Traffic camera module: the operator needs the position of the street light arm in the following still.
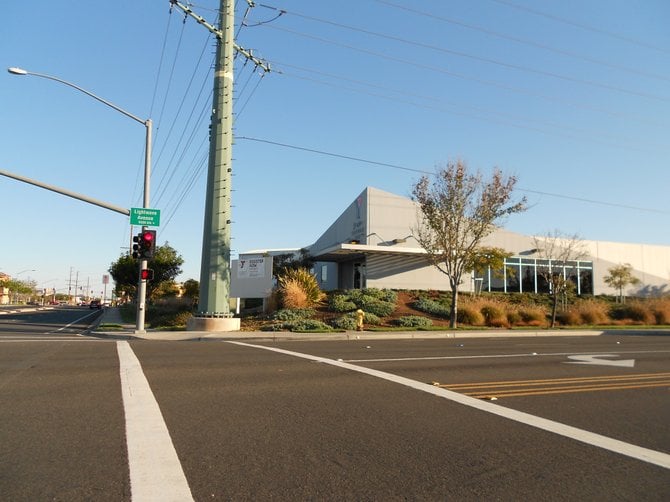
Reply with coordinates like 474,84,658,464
7,65,152,333
8,67,147,125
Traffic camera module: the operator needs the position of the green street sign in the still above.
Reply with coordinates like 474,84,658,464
130,207,160,227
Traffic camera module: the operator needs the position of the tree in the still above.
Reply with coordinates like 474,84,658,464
109,242,184,301
532,230,587,327
272,249,313,277
3,278,35,304
412,160,526,328
470,247,514,295
152,280,181,300
604,263,640,304
182,279,200,300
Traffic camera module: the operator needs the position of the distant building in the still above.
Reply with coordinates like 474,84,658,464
0,272,9,305
254,187,670,297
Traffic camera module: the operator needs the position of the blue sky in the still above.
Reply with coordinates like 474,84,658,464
2,0,669,297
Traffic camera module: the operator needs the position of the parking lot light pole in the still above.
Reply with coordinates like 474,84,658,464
8,67,152,333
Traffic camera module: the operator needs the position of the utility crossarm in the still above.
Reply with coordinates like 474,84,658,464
169,0,271,72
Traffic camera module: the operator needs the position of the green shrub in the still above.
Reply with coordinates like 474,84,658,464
286,319,333,332
260,323,284,332
328,294,357,313
272,308,315,321
331,315,357,330
328,288,398,317
394,316,433,328
349,288,395,302
359,297,396,317
377,289,398,304
263,318,334,332
413,297,451,318
147,299,194,328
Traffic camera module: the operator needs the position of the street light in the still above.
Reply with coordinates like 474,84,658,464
8,66,153,333
14,269,36,277
9,269,36,304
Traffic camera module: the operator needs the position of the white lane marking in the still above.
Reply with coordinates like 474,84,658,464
0,338,106,343
345,349,670,363
47,310,100,334
228,341,670,470
566,354,636,367
116,341,194,502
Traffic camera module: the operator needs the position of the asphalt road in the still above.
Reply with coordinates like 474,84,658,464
0,305,103,339
1,317,669,501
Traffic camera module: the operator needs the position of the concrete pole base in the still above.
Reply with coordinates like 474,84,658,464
187,316,241,332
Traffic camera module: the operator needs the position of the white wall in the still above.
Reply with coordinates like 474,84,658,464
306,187,670,296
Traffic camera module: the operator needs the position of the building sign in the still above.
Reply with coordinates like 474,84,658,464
231,255,274,298
237,258,266,278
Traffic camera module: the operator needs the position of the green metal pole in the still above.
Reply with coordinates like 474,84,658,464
198,0,234,316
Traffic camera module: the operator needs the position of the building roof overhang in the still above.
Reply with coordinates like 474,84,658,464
310,243,427,263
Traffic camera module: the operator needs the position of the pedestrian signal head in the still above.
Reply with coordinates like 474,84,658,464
140,268,154,281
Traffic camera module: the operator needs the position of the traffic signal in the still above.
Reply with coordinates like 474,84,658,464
140,269,154,281
132,230,157,259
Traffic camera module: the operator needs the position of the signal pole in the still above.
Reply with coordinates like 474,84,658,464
171,0,270,331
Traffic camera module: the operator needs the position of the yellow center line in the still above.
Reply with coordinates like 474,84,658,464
465,380,670,398
437,372,670,398
441,372,670,390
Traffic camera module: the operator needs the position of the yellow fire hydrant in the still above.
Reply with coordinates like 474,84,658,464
356,309,365,331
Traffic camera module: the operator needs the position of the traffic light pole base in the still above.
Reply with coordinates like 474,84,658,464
187,316,241,332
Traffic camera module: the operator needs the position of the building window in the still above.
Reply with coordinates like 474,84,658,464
473,257,593,295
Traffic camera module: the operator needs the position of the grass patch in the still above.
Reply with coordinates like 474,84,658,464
97,323,125,331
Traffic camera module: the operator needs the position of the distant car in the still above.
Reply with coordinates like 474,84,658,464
89,300,102,309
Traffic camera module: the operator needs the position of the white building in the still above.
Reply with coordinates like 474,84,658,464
295,187,670,297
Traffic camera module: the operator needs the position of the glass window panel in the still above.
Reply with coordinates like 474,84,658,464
520,264,535,293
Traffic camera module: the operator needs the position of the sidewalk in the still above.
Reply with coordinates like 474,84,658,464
93,307,610,342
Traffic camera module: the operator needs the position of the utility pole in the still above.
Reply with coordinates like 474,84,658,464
68,267,73,305
199,0,235,319
171,0,270,331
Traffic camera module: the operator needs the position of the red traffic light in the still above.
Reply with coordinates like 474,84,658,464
140,269,154,281
133,230,157,259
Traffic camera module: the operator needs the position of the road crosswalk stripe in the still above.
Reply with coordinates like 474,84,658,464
117,341,194,502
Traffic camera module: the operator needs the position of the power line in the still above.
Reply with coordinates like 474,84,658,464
270,61,664,153
236,136,670,215
237,136,431,174
489,0,670,55
235,70,267,121
263,23,670,112
374,0,670,83
257,4,670,102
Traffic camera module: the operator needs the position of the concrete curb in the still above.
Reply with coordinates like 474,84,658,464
91,307,670,342
91,327,607,342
